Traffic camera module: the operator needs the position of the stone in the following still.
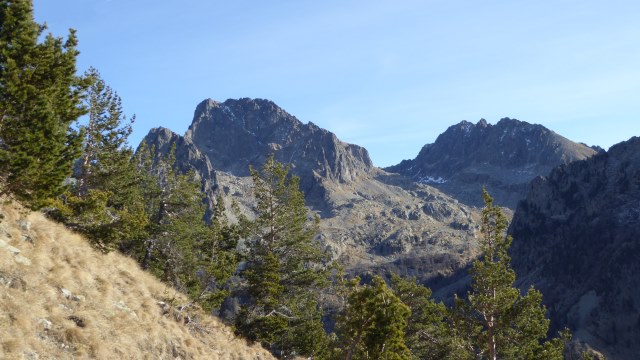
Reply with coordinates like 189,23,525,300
14,254,31,266
38,318,52,331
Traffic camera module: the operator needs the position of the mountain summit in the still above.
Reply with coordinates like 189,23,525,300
184,98,373,205
386,118,597,208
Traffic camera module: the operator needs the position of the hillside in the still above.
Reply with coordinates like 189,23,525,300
386,118,598,208
509,137,640,359
0,200,275,360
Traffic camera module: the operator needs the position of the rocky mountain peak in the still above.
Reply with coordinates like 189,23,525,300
183,98,373,206
386,118,597,208
139,99,481,287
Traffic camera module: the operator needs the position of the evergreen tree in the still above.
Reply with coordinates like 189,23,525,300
48,68,146,251
236,155,329,358
135,143,209,297
454,189,565,360
390,274,470,360
193,195,241,311
332,275,411,360
0,0,88,209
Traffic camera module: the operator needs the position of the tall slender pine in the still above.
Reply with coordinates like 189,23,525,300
0,0,88,208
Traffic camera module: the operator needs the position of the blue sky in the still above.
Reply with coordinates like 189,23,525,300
34,0,640,167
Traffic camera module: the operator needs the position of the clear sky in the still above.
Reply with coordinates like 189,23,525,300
33,0,640,167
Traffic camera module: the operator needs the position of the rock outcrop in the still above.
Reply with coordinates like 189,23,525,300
509,137,640,359
386,118,597,208
141,127,218,216
185,98,373,207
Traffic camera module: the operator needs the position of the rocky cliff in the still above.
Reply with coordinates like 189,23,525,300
509,137,640,359
141,127,218,217
141,98,482,285
185,98,373,207
386,118,597,208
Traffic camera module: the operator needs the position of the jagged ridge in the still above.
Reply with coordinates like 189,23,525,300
184,98,373,205
386,118,597,208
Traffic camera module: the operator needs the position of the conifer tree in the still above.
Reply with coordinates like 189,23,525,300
333,275,411,360
49,68,146,251
390,274,470,360
193,195,241,311
236,155,329,358
0,0,88,209
454,189,565,360
135,143,209,297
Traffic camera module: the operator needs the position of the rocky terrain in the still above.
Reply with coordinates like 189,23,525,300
142,98,482,284
185,98,373,209
386,118,598,208
509,137,640,359
0,200,275,359
142,127,219,218
139,98,640,358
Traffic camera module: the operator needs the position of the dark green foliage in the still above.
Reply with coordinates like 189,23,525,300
331,275,411,360
390,274,471,360
48,68,147,251
134,143,209,297
0,0,88,209
454,189,565,360
193,195,241,311
236,156,330,358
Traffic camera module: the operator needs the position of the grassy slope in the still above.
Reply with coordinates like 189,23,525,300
0,201,274,360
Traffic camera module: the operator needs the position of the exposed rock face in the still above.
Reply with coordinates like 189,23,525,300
141,127,218,215
509,137,640,359
185,98,373,207
386,118,597,208
141,98,482,284
216,169,481,286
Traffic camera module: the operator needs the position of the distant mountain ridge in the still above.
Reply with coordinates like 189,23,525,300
386,118,598,208
509,136,640,359
140,98,482,286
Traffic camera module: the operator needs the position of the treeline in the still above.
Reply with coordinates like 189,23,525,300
0,1,571,359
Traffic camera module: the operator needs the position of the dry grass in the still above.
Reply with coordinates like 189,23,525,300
0,200,275,360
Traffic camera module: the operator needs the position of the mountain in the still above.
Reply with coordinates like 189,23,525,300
0,200,275,359
386,118,598,208
509,137,640,359
184,98,373,208
141,98,482,285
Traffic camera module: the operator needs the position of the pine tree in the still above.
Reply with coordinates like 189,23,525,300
390,274,471,360
236,155,330,358
48,68,147,251
0,0,89,209
454,189,565,360
333,275,411,360
135,143,209,297
193,195,241,311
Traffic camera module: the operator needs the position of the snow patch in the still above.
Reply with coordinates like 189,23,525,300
418,176,447,184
